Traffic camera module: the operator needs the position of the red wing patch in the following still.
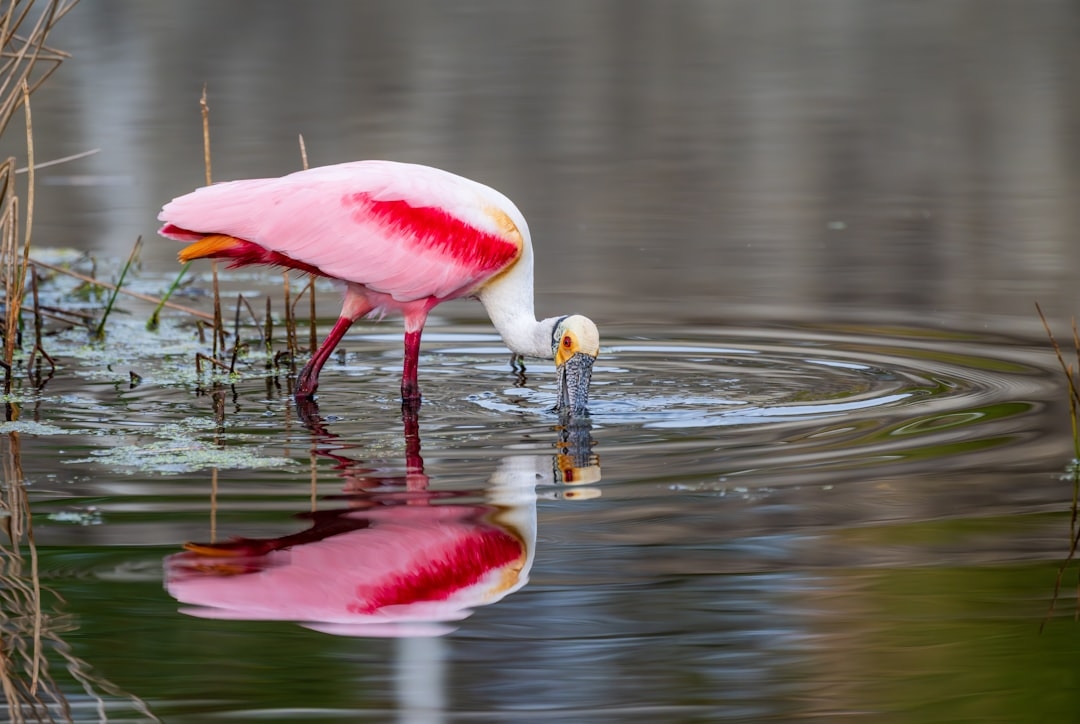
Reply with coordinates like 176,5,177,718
344,193,520,275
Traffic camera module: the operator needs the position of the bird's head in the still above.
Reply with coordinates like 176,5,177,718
551,315,599,415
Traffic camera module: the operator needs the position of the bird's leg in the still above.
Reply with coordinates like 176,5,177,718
401,328,424,408
295,316,354,398
400,305,433,409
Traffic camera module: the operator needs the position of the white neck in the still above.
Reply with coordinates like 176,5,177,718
477,249,558,359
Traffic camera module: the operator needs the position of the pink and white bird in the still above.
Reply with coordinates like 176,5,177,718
158,160,599,412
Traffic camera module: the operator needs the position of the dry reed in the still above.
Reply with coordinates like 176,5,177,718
1037,302,1080,631
29,257,214,323
299,133,317,355
1,429,160,722
0,0,78,408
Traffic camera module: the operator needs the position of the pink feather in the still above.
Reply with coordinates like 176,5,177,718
158,160,523,302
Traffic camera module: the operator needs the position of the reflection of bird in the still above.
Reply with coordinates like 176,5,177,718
165,456,545,637
168,504,532,637
158,160,599,412
166,404,599,636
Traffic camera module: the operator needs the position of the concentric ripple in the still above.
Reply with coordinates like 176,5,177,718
459,323,1059,482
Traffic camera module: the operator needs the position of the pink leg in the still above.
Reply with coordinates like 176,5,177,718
401,328,423,406
295,316,354,398
401,305,433,408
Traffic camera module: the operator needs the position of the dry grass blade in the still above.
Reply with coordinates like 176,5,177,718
264,296,274,369
298,134,318,364
227,294,266,374
200,83,212,187
199,85,226,358
1,155,23,400
195,352,229,375
0,0,78,404
30,257,214,322
0,2,68,136
15,146,97,173
233,293,267,349
25,270,54,389
289,276,314,324
283,271,296,371
21,76,31,255
0,231,16,394
1035,302,1080,412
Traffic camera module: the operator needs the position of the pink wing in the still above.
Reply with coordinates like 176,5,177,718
165,506,527,625
158,160,526,302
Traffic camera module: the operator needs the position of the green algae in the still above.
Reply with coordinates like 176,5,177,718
65,417,295,474
69,439,294,475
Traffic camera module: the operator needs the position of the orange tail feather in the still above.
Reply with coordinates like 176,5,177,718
177,234,244,263
176,233,326,276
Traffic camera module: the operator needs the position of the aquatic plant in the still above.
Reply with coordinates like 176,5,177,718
91,236,141,340
1036,302,1080,629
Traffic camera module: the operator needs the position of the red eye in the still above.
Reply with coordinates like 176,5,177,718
562,336,573,348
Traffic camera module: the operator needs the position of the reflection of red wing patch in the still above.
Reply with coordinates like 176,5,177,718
345,193,520,275
349,528,524,613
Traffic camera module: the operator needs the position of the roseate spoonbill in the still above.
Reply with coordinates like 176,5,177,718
158,160,599,412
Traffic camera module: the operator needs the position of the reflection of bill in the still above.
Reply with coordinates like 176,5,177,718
165,454,599,637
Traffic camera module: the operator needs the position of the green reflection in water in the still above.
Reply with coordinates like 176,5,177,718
40,547,394,719
838,564,1080,721
37,540,1080,720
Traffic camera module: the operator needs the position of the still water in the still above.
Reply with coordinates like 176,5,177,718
5,1,1080,722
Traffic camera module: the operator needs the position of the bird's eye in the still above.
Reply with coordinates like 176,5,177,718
562,335,573,349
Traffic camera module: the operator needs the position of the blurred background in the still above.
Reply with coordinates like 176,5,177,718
19,0,1080,335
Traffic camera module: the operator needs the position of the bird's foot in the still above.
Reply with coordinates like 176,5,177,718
294,368,318,399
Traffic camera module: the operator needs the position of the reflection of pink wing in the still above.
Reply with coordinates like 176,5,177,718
165,507,527,629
